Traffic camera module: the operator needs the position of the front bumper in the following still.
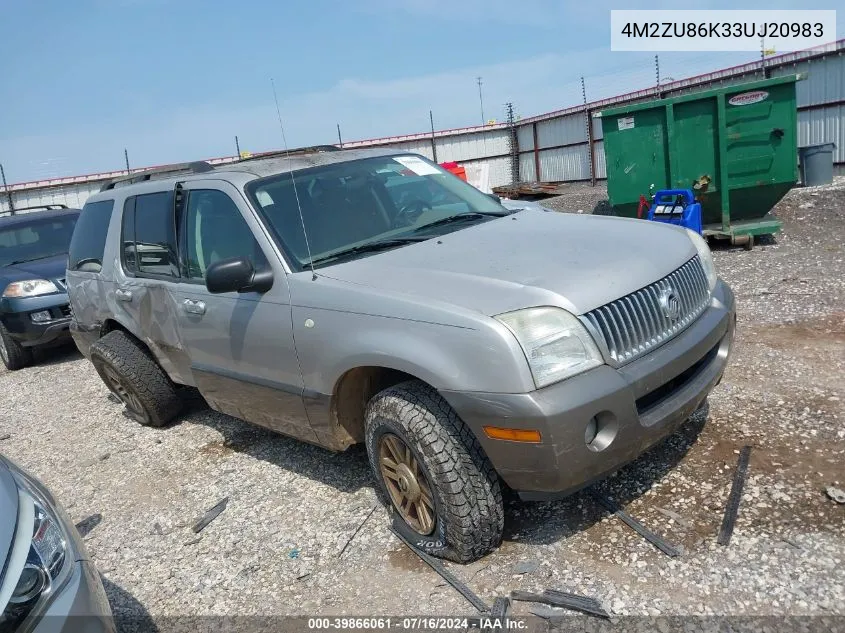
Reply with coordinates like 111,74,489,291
442,279,735,500
0,294,72,349
23,562,114,633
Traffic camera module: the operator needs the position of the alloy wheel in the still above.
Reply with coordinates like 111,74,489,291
378,433,436,535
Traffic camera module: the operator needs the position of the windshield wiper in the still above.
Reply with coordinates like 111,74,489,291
411,211,509,234
306,236,430,267
7,252,67,266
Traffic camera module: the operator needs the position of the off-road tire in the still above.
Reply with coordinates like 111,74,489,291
89,330,181,427
0,321,32,371
592,199,618,216
365,380,504,563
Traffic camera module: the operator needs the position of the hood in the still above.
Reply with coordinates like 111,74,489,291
320,209,696,315
1,253,69,285
0,456,18,580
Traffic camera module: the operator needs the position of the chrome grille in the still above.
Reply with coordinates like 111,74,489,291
582,256,711,365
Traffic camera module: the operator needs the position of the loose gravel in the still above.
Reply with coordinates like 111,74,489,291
0,179,843,626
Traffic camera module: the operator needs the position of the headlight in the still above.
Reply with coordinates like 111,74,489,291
686,230,717,291
2,280,59,298
496,306,603,389
0,486,70,626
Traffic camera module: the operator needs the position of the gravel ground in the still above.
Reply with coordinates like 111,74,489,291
1,179,843,628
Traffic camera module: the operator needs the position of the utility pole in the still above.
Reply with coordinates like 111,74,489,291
336,123,343,148
235,135,241,158
477,76,485,125
581,76,596,187
505,102,518,185
429,110,438,163
124,148,130,173
760,37,771,78
0,163,14,214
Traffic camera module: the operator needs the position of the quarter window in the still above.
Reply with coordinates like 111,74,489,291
184,189,266,281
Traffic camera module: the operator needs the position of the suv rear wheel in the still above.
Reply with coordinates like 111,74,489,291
365,380,504,563
0,322,32,371
90,330,182,427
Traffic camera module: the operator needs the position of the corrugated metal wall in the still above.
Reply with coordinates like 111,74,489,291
4,43,844,210
0,181,104,214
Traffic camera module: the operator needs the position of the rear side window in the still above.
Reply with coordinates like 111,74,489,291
68,200,115,272
121,192,179,278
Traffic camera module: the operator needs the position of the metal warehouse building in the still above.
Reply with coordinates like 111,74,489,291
2,40,843,213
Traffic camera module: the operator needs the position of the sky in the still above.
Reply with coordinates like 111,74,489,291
0,0,841,183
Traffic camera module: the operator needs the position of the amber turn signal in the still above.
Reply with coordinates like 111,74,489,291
482,426,542,443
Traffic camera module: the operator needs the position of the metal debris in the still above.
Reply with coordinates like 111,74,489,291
513,560,540,575
718,446,752,546
389,525,488,613
75,513,103,538
826,487,845,504
590,491,680,557
511,589,610,620
0,433,10,441
338,506,377,558
192,496,229,534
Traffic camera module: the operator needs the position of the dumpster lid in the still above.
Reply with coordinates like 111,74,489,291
598,73,805,118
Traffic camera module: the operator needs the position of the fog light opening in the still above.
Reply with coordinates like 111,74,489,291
585,412,618,452
30,310,52,323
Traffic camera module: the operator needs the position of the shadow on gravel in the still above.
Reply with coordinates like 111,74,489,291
176,391,373,495
172,389,708,549
502,407,708,547
102,576,159,633
31,341,82,367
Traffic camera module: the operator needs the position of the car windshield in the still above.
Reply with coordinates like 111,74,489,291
0,215,78,267
245,154,508,270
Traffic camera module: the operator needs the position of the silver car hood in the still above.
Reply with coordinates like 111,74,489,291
0,456,18,581
320,209,696,316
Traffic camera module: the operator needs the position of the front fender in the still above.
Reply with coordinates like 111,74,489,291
292,306,535,397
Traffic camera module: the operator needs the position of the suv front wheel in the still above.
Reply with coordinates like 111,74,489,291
90,330,182,427
365,380,504,563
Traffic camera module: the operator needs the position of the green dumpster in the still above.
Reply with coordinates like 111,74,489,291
597,74,803,244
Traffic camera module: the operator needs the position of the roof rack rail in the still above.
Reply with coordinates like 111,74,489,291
236,145,341,163
12,204,69,212
100,161,214,192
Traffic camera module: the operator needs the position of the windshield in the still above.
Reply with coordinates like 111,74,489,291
0,215,78,267
245,154,506,270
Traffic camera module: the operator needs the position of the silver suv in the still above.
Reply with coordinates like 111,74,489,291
66,147,735,562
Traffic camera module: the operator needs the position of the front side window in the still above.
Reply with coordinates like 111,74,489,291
0,215,79,267
68,200,113,272
183,189,266,281
121,192,179,278
244,154,507,271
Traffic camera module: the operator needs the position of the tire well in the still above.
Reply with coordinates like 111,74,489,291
100,320,149,355
332,367,417,444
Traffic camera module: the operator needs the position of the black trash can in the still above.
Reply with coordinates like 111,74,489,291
798,143,836,187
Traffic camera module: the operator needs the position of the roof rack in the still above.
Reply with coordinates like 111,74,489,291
13,204,69,212
236,145,341,163
0,203,70,217
100,161,214,192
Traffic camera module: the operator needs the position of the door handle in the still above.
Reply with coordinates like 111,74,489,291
115,289,132,302
182,299,206,315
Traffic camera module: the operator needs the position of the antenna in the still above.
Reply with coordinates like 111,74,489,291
271,77,317,281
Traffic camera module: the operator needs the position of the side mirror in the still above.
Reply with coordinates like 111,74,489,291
205,257,273,294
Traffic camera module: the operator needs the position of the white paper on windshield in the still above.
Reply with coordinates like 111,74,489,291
394,156,441,176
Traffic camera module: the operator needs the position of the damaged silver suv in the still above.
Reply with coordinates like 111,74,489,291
66,147,735,562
